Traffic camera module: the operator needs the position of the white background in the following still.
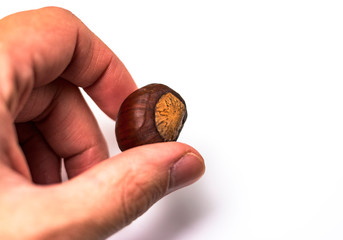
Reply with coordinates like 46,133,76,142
2,1,343,239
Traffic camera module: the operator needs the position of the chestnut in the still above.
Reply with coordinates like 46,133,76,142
115,83,187,151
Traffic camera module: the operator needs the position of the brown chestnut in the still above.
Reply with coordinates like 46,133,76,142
115,83,187,151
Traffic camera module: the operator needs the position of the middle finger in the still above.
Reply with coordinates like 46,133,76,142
16,79,108,179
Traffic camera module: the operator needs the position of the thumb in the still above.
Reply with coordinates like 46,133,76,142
54,142,205,239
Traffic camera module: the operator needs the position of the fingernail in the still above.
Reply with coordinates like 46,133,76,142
168,152,205,193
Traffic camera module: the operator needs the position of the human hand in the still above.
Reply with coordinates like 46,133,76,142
0,7,205,239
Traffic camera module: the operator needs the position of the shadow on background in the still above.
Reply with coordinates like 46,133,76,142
121,184,212,240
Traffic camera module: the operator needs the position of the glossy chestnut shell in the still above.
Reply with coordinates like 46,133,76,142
115,83,187,151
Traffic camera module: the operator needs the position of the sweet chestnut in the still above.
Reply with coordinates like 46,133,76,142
115,83,187,151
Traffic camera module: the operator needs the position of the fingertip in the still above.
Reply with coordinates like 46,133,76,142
167,151,205,193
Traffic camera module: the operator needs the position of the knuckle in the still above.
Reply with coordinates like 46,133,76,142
35,7,81,30
40,6,74,18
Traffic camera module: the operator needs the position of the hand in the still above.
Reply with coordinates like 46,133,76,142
0,7,205,240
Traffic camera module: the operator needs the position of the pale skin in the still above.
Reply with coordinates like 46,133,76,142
0,7,205,240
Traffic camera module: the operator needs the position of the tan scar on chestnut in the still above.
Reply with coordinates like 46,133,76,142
115,84,187,151
155,92,186,141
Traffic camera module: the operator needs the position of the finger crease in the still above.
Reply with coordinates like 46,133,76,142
32,83,63,123
83,54,114,90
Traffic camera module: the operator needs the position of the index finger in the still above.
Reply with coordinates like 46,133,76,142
0,7,137,119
